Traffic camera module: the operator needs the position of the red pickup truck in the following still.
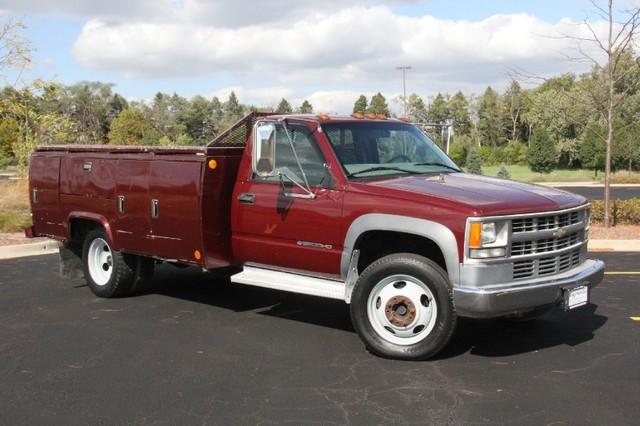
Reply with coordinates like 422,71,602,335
28,112,604,360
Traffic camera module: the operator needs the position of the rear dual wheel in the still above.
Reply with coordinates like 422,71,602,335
350,253,456,360
82,229,154,298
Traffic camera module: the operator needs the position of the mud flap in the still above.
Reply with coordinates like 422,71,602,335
59,242,84,280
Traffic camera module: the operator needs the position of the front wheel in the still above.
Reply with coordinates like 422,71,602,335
350,253,457,360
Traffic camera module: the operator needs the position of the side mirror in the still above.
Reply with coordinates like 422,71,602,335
253,123,276,177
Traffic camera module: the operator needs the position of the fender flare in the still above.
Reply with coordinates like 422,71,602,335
67,212,118,250
341,213,460,285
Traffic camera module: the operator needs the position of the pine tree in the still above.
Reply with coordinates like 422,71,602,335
299,100,313,114
353,95,368,114
528,128,556,174
466,148,482,175
496,165,511,179
276,98,292,114
367,93,390,115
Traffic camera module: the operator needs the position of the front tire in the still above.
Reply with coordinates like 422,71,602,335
350,253,457,360
82,229,152,298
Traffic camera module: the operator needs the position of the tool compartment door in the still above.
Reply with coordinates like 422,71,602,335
148,160,204,263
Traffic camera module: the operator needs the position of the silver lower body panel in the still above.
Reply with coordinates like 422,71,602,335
453,259,605,318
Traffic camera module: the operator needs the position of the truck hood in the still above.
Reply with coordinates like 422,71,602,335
363,173,587,216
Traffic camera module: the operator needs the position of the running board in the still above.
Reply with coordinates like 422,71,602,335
230,266,346,301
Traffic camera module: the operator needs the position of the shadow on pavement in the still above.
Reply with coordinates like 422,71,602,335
146,264,608,359
438,304,608,359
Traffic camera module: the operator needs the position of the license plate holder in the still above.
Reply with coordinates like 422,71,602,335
564,285,589,310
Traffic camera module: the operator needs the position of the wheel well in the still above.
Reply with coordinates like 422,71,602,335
69,219,103,245
354,231,447,274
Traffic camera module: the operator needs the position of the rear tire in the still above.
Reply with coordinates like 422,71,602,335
350,253,457,360
82,229,152,298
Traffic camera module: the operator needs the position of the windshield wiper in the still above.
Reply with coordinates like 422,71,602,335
413,162,461,172
346,166,421,178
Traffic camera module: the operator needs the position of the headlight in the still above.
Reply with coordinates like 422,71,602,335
467,220,508,259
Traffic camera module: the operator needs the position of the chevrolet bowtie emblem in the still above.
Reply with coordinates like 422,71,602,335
553,228,567,239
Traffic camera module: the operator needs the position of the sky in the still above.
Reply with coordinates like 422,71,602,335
0,0,638,113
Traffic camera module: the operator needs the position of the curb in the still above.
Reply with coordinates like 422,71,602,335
0,240,60,260
541,182,640,187
588,240,640,252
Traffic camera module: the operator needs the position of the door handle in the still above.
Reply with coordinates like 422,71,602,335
238,193,255,204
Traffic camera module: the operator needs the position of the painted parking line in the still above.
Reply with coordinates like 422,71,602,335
604,272,640,276
631,317,640,321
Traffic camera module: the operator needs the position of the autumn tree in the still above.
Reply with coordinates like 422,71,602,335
108,108,158,146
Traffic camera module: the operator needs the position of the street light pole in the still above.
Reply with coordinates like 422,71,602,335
396,65,412,117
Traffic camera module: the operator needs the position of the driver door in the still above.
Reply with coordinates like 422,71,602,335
233,123,344,276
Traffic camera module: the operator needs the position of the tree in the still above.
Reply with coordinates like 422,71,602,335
448,91,471,136
353,95,368,114
108,108,158,146
503,80,524,141
466,147,482,174
477,87,503,146
0,116,19,157
565,0,640,226
528,128,556,173
427,93,449,124
0,18,33,77
367,92,389,115
298,100,313,114
497,165,511,179
407,94,428,123
276,98,292,114
580,122,607,175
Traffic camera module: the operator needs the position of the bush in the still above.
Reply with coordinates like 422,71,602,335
496,165,511,179
504,140,528,165
609,174,640,184
466,148,482,174
590,198,640,225
448,140,467,167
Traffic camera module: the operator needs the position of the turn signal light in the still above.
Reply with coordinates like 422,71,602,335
208,159,218,170
351,112,364,119
317,114,330,121
468,223,482,249
376,114,387,119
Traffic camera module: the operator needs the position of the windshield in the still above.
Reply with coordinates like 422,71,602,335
323,122,460,179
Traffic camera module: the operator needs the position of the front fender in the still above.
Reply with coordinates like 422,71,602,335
341,213,460,285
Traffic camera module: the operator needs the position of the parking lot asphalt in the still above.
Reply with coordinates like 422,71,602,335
1,252,639,425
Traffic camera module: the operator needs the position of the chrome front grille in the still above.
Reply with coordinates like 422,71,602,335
513,249,582,280
511,231,581,256
509,206,588,280
511,210,581,233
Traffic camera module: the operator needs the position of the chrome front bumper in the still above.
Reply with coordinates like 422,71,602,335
453,259,605,318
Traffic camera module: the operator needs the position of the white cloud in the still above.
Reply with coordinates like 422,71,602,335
4,0,620,112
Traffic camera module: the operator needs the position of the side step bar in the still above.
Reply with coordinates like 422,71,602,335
230,266,346,301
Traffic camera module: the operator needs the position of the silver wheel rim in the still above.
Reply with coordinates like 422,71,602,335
367,274,438,346
88,238,113,286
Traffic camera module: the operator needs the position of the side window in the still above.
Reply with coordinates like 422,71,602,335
255,125,327,186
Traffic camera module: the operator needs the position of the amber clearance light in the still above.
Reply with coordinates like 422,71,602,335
468,222,482,249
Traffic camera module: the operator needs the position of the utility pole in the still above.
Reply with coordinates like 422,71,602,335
396,66,412,117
